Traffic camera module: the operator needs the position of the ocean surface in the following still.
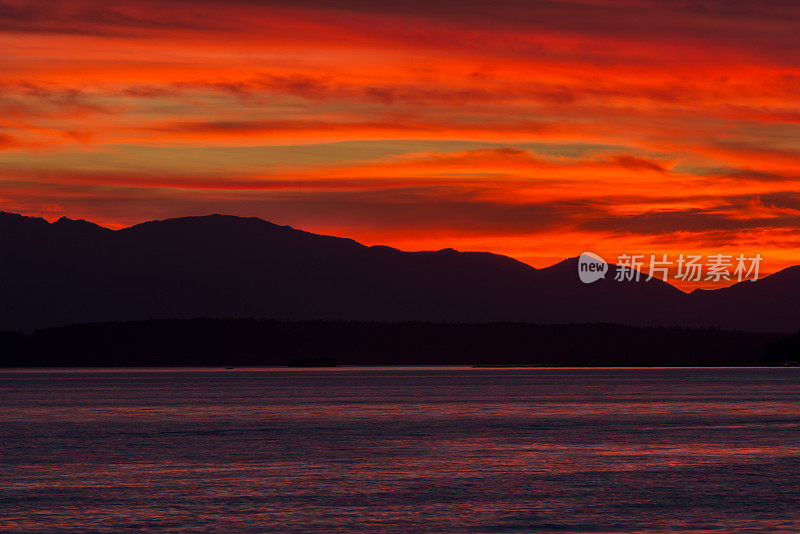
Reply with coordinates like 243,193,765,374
1,367,799,533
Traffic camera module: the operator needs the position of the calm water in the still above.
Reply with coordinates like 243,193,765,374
1,367,799,533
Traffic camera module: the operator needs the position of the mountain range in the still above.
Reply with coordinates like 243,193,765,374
0,211,797,333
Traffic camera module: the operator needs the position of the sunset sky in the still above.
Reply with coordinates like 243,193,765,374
1,0,799,287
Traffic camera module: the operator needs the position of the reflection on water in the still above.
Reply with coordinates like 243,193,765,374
1,367,799,533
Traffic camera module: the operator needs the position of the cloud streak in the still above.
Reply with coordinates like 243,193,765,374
1,0,800,287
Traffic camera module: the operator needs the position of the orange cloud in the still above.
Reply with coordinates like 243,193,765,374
2,0,800,289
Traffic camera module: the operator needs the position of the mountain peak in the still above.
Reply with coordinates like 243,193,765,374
0,210,49,226
51,215,111,233
122,213,285,232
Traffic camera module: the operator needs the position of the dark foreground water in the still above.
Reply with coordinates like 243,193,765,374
1,367,799,533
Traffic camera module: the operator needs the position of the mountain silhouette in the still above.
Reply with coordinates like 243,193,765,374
0,211,795,332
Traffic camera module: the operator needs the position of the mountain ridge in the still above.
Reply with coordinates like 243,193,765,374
0,211,796,332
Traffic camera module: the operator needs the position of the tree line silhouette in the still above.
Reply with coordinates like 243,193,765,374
0,319,795,367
